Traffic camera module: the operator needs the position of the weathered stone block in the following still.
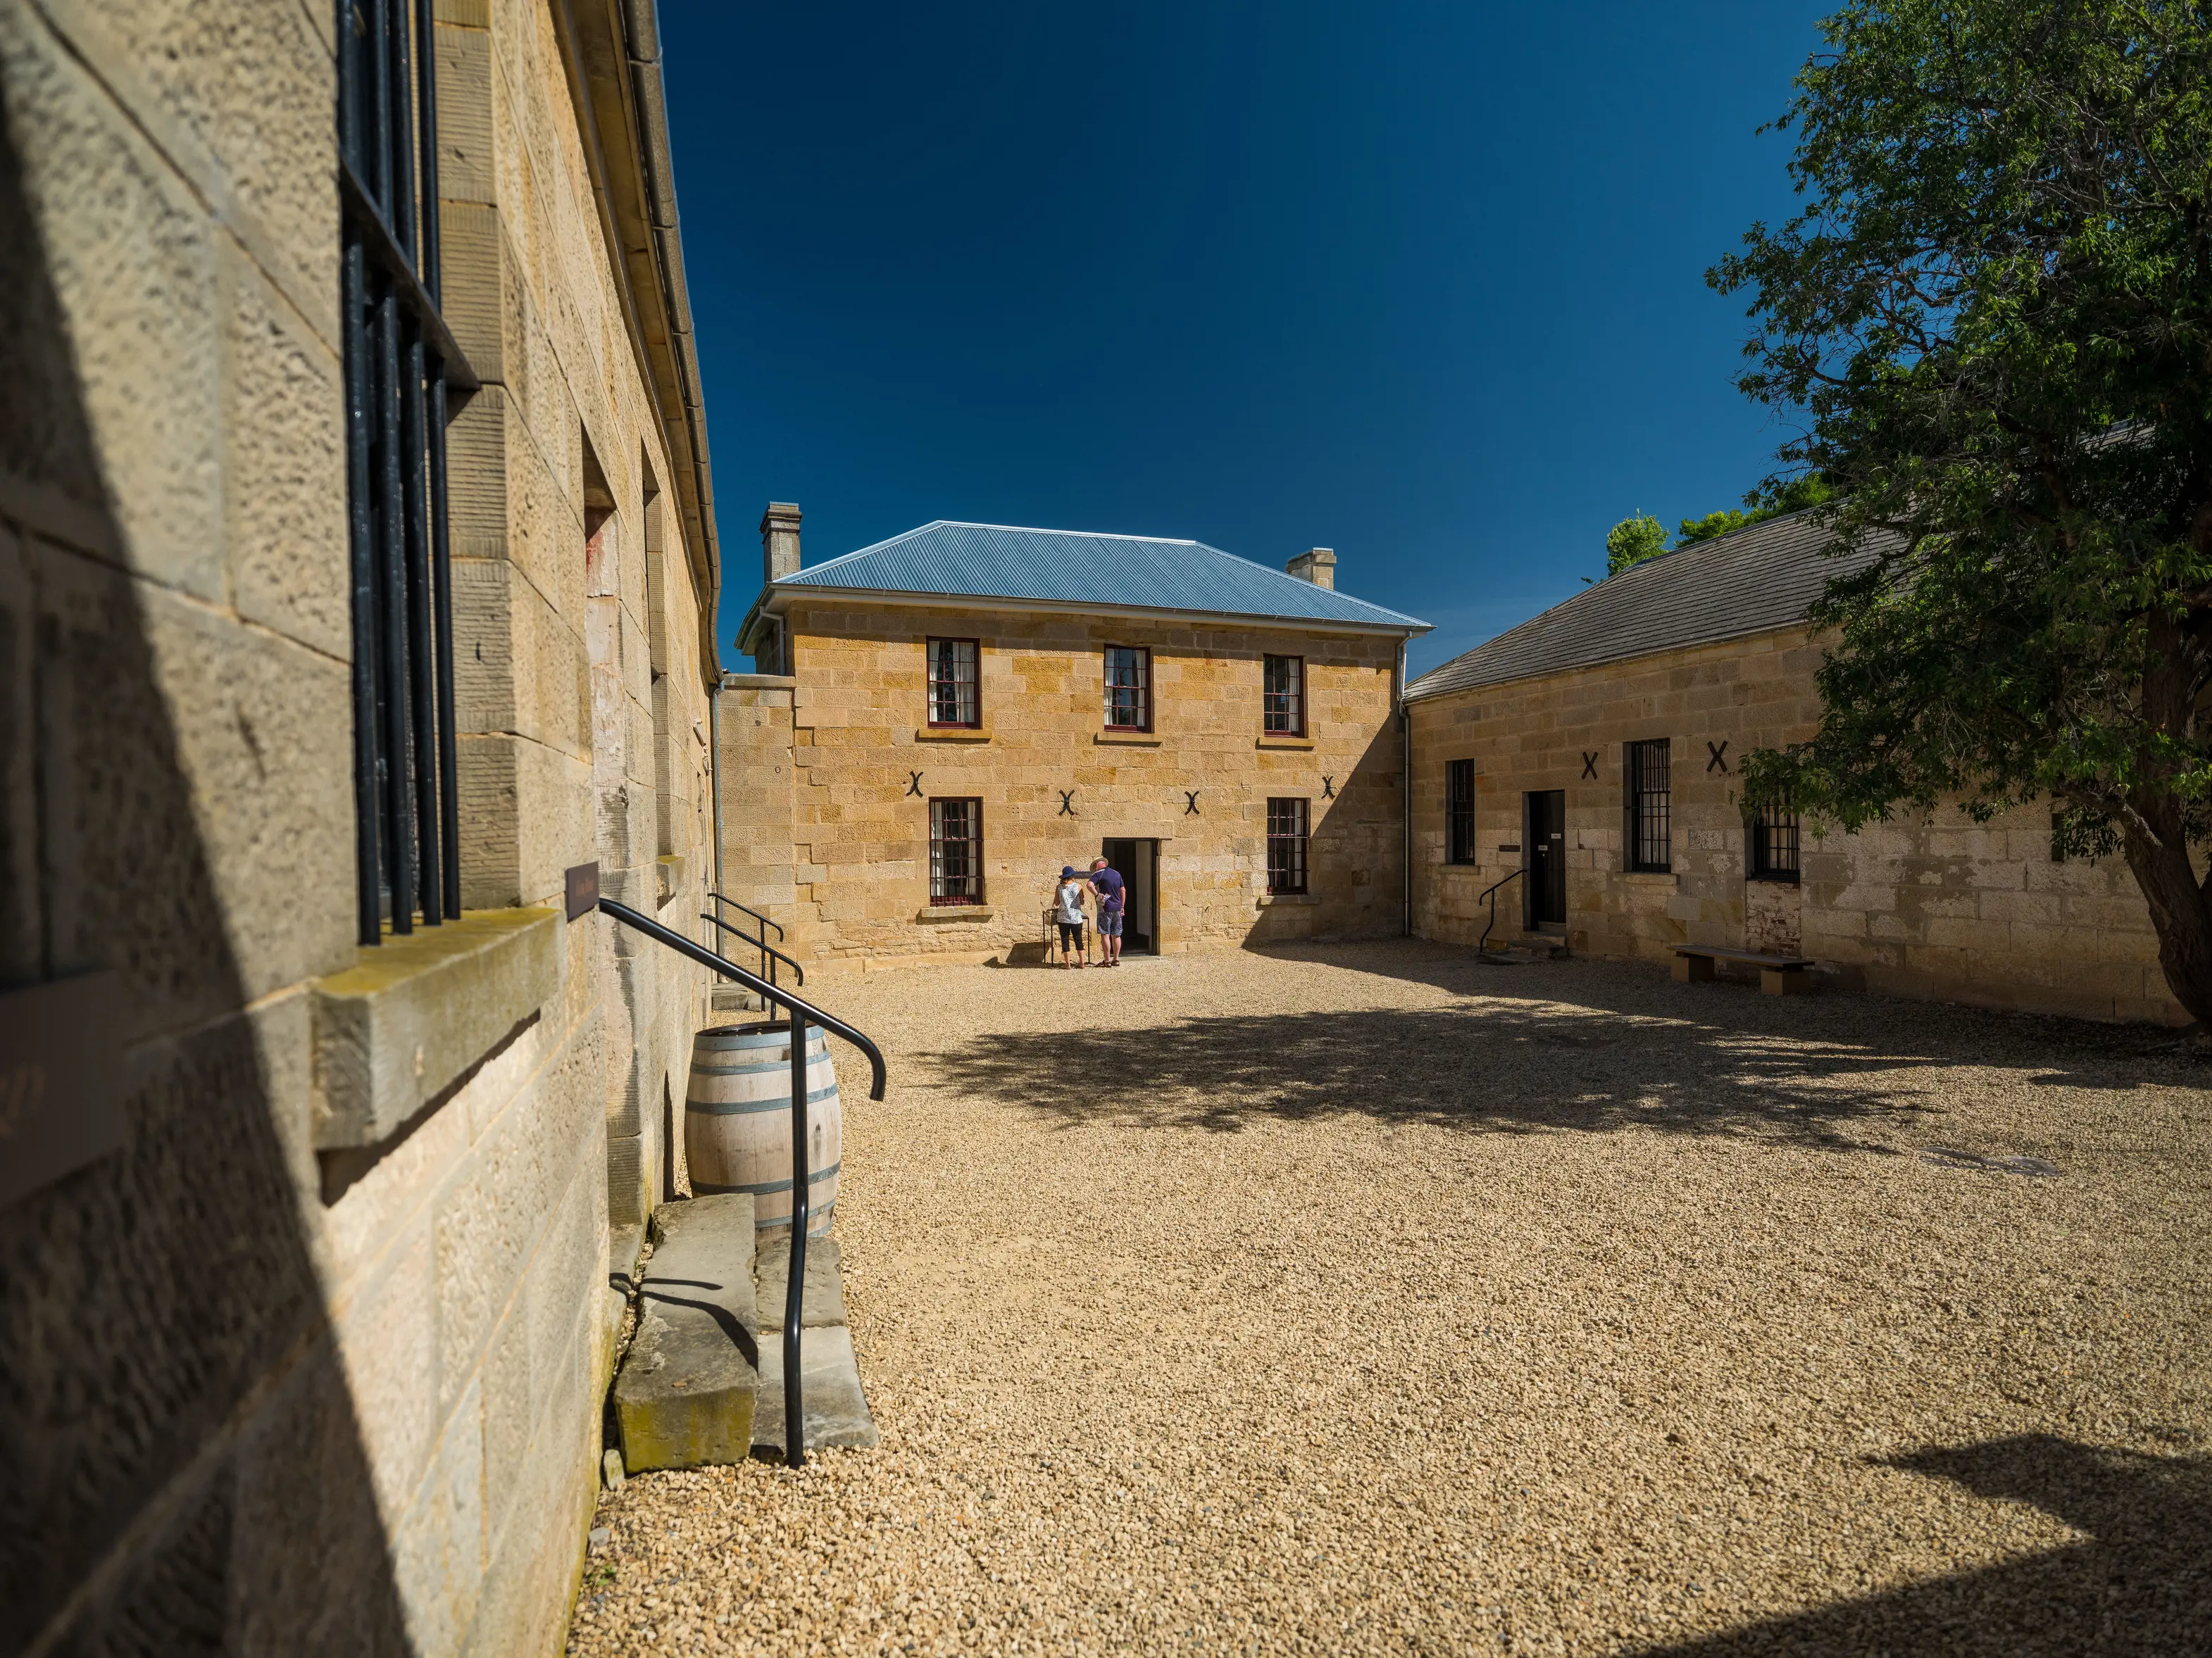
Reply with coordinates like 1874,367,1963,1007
613,1195,758,1472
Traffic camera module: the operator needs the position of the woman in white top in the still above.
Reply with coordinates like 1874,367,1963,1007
1051,865,1089,968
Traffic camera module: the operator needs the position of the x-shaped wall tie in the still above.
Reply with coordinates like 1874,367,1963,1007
1184,791,1201,815
1058,790,1076,816
1321,777,1335,798
906,771,923,798
1707,740,1729,774
1581,751,1599,779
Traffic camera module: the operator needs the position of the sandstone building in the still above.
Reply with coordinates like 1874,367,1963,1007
4,2,723,1652
724,513,1430,965
1406,514,2184,1024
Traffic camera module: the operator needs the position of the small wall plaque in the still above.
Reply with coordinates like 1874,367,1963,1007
566,860,601,921
1499,843,1521,854
1,971,126,1210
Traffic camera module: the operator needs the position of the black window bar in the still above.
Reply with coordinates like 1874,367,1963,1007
1625,739,1671,873
339,0,479,945
1751,800,1801,881
1266,797,1310,894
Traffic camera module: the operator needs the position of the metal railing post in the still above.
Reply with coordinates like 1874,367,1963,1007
785,1004,809,1467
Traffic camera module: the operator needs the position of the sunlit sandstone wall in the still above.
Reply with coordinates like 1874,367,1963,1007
0,4,714,1657
1408,624,2181,1024
723,603,1406,966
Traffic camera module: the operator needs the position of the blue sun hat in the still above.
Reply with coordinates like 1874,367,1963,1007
1061,866,1076,878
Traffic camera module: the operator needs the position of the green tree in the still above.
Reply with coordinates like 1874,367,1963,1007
1677,476,1836,545
1713,1,2212,1020
1605,513,1669,576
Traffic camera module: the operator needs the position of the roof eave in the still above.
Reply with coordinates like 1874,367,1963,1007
759,582,1432,638
1404,616,1818,704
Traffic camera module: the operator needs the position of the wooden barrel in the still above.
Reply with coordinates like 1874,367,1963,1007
685,1021,841,1236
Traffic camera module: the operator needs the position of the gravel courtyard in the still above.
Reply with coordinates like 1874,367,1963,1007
566,943,2212,1657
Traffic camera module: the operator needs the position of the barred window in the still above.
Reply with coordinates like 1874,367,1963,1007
340,0,478,944
1104,646,1151,731
1624,739,1671,872
1446,759,1477,865
1750,800,1800,881
927,638,980,727
1263,654,1304,735
928,798,984,904
1266,797,1310,894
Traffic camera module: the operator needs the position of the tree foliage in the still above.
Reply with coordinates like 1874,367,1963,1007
1677,475,1837,545
1605,513,1669,576
1713,0,2212,1019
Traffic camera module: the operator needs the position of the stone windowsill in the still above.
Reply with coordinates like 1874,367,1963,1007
1256,893,1322,906
1255,735,1315,750
1095,731,1162,746
1620,871,1678,886
916,904,996,922
915,726,992,742
311,907,561,1150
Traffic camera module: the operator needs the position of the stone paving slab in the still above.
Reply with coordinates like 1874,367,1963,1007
751,1233,849,1329
750,1323,880,1455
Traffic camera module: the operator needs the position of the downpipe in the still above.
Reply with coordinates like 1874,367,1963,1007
1397,639,1411,938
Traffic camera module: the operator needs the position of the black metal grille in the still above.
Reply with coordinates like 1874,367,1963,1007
1263,654,1303,734
928,798,983,903
339,0,475,946
1624,739,1671,872
1751,800,1800,880
1446,759,1477,864
927,638,980,727
1266,797,1309,894
1104,646,1150,731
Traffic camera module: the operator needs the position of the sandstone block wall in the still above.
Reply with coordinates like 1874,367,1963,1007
0,2,718,1654
719,605,1406,967
1408,625,2183,1024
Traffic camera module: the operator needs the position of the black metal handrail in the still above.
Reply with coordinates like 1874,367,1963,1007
597,898,885,1468
1477,867,1525,957
700,911,804,986
707,891,785,943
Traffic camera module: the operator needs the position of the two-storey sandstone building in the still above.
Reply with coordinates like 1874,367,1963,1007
1406,513,2185,1024
4,2,722,1653
725,513,1430,965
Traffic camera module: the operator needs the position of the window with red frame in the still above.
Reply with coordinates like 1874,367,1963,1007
1263,654,1304,735
927,638,980,727
1103,646,1151,731
928,798,984,904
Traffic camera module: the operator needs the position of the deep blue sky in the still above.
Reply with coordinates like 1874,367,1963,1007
661,3,1827,677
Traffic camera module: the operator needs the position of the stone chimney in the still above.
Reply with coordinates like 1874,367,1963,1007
761,501,802,585
1285,546,1337,590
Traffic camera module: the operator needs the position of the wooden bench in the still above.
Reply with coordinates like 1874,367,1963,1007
1672,945,1816,996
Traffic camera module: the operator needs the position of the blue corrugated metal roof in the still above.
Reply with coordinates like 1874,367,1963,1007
775,521,1430,632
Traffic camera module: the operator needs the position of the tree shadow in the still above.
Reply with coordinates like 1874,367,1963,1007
924,939,2189,1150
1635,1435,2212,1655
927,975,1963,1153
0,65,408,1658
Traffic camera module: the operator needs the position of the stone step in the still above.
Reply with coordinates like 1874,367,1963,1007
752,1233,849,1329
752,1324,880,1456
612,1194,758,1474
748,1234,878,1456
709,985,768,1015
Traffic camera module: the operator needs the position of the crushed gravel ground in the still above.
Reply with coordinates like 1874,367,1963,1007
566,943,2212,1656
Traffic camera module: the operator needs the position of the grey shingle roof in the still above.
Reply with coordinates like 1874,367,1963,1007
777,521,1430,633
1404,510,1891,702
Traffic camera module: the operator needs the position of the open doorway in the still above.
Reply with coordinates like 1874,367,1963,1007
1524,789,1566,931
1099,838,1158,953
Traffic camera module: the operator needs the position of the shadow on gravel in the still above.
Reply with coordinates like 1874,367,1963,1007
933,942,2194,1148
1634,1434,2212,1656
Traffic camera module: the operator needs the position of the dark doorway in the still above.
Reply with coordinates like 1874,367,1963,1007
1100,838,1159,953
1525,791,1566,929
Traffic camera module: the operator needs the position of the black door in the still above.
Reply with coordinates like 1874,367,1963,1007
1525,790,1566,927
1100,838,1157,953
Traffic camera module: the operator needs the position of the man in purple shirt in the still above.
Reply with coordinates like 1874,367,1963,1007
1087,856,1126,966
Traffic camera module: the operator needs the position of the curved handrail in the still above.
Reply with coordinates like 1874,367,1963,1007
1477,867,1525,957
706,891,785,943
602,900,879,1095
699,911,805,986
598,897,888,1470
